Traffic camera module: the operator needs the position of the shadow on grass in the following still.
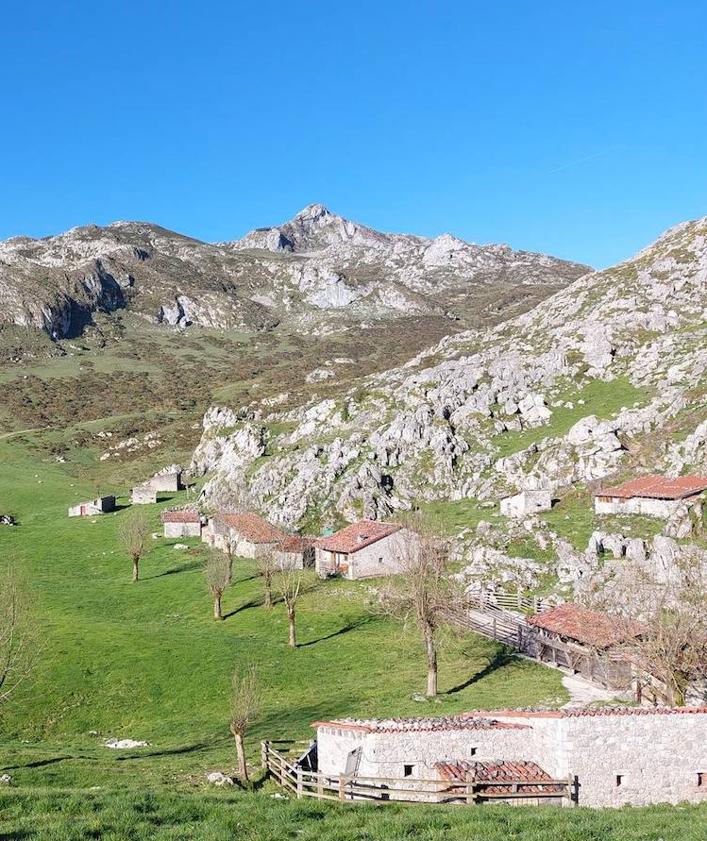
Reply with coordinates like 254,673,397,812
151,558,204,578
115,738,227,761
1,755,81,771
222,599,263,619
445,649,517,695
298,615,374,648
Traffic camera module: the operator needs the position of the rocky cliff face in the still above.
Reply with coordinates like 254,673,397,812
192,216,707,532
0,206,587,340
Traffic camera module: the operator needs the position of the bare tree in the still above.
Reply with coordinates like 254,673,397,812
118,509,151,583
376,515,457,697
255,552,277,609
0,565,37,708
276,568,313,648
205,550,230,620
222,533,236,585
230,666,259,781
594,551,707,705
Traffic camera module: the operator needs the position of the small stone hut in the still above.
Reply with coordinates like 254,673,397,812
146,465,184,493
161,509,202,538
203,512,288,559
500,489,552,518
315,520,419,580
594,474,707,518
131,485,157,505
273,536,316,570
68,496,116,517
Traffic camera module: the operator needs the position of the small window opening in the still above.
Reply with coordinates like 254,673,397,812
403,764,414,777
698,773,706,787
378,557,383,564
470,747,477,757
615,774,624,787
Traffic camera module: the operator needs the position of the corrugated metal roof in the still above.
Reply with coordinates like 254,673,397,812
435,759,564,793
596,474,707,500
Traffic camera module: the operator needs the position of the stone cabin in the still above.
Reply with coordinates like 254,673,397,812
203,512,287,559
145,466,184,493
68,496,116,517
161,509,202,538
527,603,646,691
594,474,707,518
274,536,316,570
500,489,553,518
313,707,707,807
315,520,419,580
131,485,157,505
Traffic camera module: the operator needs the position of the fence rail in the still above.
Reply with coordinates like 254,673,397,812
261,742,576,806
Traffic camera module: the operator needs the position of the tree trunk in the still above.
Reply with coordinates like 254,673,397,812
227,556,234,585
234,731,248,780
263,577,273,609
132,557,139,583
423,622,437,697
288,606,297,648
213,594,222,620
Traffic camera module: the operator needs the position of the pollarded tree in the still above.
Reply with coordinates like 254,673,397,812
230,666,259,781
118,508,151,583
276,567,314,648
256,552,277,610
376,514,457,697
206,549,230,620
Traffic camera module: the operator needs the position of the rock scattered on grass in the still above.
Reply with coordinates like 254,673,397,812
104,738,150,749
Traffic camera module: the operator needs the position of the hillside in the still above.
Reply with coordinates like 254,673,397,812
193,216,707,545
0,205,587,342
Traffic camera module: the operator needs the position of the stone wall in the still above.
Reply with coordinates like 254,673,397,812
164,521,201,538
315,529,418,580
316,709,707,807
500,490,552,518
594,496,689,517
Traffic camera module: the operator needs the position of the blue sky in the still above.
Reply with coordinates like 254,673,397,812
1,1,706,268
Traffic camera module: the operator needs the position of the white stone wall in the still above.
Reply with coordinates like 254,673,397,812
595,496,687,517
147,472,181,492
132,487,157,505
316,711,707,807
164,521,201,538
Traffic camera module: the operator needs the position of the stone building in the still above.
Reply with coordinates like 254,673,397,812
131,485,157,505
527,603,646,690
273,536,316,570
315,520,419,580
500,489,553,518
594,474,707,518
161,509,202,538
203,512,287,559
145,465,184,493
68,496,116,517
313,707,707,807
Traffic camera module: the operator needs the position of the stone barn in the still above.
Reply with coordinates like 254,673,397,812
312,707,707,807
161,509,202,538
203,512,287,559
500,489,553,518
527,603,646,691
315,520,419,580
274,536,316,570
131,485,157,505
146,465,184,493
68,496,116,517
594,474,707,518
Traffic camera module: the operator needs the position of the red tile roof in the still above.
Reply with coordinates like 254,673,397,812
316,520,402,554
215,512,287,544
596,474,707,501
278,536,315,553
527,603,646,649
312,715,528,734
161,509,200,523
435,760,564,793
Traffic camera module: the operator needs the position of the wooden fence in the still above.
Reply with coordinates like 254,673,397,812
261,741,576,806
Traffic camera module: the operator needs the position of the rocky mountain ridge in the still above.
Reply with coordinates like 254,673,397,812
191,215,707,548
0,206,588,341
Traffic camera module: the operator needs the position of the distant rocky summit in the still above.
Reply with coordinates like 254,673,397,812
0,205,588,340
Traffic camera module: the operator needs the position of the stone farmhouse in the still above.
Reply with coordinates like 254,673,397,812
131,485,157,505
594,474,707,518
500,489,552,518
68,495,116,517
274,536,316,570
315,520,419,580
203,512,287,559
313,707,707,807
527,603,646,692
161,509,202,538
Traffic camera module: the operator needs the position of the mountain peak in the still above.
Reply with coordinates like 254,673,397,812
294,203,332,222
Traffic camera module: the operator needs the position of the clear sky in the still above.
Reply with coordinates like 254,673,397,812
1,1,706,268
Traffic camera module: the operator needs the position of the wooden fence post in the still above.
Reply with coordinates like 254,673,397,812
317,772,324,799
296,767,303,799
492,617,497,640
261,740,270,771
339,775,347,801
